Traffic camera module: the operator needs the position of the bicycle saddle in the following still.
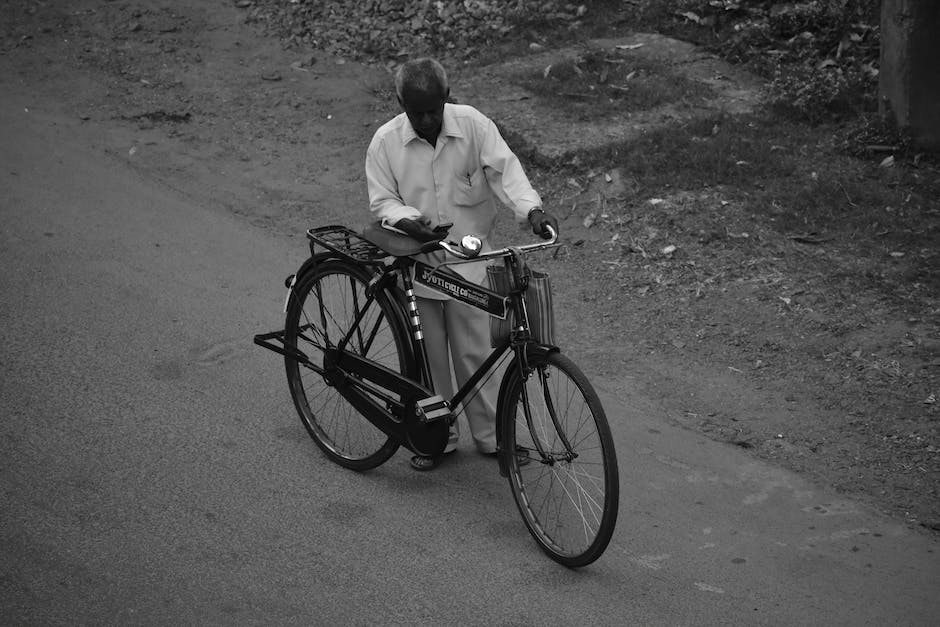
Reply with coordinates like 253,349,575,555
361,221,444,257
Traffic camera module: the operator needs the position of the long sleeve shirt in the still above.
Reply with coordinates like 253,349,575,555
365,103,541,297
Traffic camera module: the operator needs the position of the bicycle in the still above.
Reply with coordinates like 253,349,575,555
254,222,619,567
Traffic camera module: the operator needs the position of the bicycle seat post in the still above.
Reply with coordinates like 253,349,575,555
398,258,434,390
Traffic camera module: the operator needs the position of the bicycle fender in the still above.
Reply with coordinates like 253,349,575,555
292,251,338,285
494,343,560,477
289,253,407,307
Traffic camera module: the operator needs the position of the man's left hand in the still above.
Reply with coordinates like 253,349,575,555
528,209,559,239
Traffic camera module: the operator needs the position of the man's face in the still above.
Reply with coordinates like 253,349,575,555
400,85,448,144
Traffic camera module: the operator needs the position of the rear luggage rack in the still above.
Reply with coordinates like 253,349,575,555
307,225,389,264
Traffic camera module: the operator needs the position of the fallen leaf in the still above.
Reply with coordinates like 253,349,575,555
880,155,895,168
789,233,833,244
583,213,596,228
615,43,644,50
649,198,664,205
674,10,702,23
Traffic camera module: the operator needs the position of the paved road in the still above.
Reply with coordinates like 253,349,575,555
1,97,938,625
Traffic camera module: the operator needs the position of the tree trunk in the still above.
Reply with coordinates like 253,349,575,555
879,0,940,149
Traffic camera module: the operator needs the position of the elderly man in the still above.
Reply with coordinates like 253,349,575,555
365,57,558,470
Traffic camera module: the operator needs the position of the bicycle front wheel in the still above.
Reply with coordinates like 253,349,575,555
501,351,619,567
284,259,410,470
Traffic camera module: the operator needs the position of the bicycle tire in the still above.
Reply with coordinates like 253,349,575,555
500,351,619,567
284,259,411,470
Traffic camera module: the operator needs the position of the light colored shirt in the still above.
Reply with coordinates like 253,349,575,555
365,103,541,298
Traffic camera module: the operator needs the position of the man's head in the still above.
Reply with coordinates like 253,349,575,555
395,58,449,144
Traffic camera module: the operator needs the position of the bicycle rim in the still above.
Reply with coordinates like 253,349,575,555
284,261,407,469
504,352,619,567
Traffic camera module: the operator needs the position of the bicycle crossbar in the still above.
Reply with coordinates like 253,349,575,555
413,261,508,319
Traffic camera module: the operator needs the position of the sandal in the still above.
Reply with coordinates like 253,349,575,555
410,429,459,471
410,455,441,471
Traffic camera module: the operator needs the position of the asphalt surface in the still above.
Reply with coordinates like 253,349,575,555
1,95,938,625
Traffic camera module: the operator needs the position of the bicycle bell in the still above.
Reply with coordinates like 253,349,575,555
460,235,482,257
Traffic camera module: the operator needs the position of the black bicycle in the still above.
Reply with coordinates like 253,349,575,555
254,223,618,567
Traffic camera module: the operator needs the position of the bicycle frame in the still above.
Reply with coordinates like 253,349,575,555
254,225,570,463
253,225,619,566
323,256,524,424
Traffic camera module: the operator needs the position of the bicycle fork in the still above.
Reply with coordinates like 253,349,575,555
518,364,578,465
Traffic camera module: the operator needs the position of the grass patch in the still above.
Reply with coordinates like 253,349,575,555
513,49,713,118
535,111,940,292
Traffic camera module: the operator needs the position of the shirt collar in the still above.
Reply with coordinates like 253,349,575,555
401,103,464,145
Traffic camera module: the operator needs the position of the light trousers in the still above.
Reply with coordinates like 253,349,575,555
417,296,500,454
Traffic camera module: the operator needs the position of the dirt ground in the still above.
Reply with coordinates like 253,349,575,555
2,0,937,534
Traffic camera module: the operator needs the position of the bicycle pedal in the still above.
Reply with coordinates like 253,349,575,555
416,395,453,423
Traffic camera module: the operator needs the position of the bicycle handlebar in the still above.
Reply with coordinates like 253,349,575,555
437,225,558,261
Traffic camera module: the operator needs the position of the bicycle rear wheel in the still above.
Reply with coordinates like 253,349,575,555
284,259,410,470
501,351,619,567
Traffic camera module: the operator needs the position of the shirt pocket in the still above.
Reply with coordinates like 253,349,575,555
453,168,489,207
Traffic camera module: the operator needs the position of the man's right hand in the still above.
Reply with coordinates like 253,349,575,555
394,218,443,242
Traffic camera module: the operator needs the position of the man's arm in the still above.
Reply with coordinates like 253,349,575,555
478,116,558,238
365,134,423,224
477,117,542,220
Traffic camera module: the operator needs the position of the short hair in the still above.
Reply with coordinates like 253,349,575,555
395,58,448,101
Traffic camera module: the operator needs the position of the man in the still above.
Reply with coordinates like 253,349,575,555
365,57,558,470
